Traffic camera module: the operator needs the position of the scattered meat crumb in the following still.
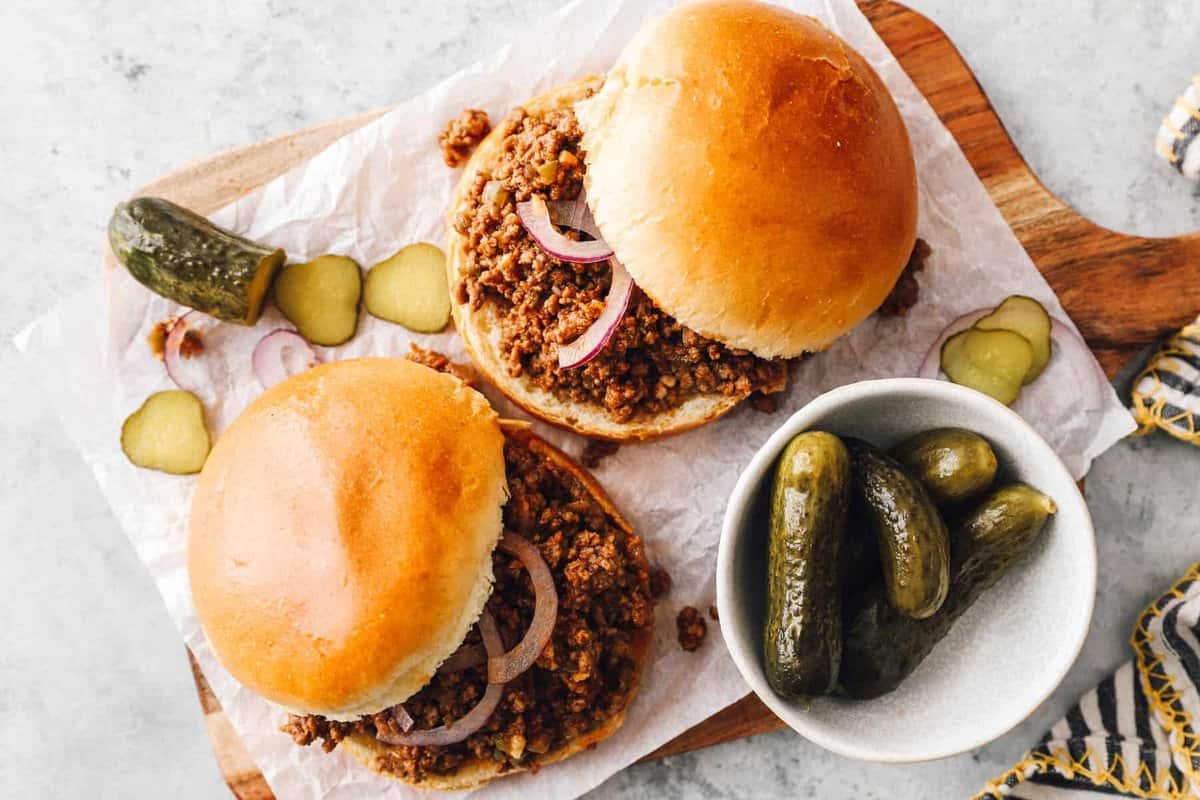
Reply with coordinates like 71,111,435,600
405,344,477,386
580,439,620,469
677,606,707,652
879,238,930,318
649,567,672,599
749,392,778,414
439,109,491,167
708,605,719,622
147,319,173,360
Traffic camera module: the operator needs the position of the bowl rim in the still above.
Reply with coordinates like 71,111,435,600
715,377,1097,763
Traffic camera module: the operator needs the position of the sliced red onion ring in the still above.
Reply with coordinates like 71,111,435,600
376,611,505,748
547,187,602,239
917,307,1107,401
557,260,634,370
251,329,319,389
392,705,415,733
437,642,486,673
487,532,559,684
1047,318,1109,401
164,311,217,394
517,194,613,263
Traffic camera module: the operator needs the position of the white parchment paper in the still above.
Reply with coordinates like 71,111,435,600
16,0,1136,798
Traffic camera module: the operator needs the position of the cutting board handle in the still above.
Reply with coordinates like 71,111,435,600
864,0,1200,377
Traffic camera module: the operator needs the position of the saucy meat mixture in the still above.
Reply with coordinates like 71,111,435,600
451,101,789,423
283,430,654,782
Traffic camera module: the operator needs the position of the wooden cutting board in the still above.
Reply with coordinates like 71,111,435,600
136,2,1200,796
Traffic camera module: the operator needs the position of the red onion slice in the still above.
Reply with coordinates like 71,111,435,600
392,705,415,733
487,532,559,684
517,194,613,263
376,611,505,748
547,188,602,239
1047,318,1109,401
557,260,634,369
437,643,486,673
251,329,319,389
164,311,217,394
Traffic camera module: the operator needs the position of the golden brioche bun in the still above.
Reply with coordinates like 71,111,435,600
447,78,750,441
577,0,919,358
187,357,508,720
341,423,652,789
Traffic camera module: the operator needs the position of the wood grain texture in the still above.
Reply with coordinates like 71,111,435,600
154,2,1199,796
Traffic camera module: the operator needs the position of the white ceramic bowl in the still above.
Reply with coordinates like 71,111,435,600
716,378,1095,763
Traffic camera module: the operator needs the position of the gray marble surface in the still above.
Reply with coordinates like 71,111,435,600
2,1,1197,797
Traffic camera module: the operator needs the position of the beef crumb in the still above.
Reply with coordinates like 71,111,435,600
708,605,719,622
649,567,672,599
405,344,477,386
452,96,788,423
879,238,931,318
147,319,174,360
749,392,778,414
580,439,620,469
676,607,707,652
440,109,491,168
282,430,653,783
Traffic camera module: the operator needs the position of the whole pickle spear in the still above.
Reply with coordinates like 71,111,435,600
847,438,950,620
763,431,851,700
838,483,1056,699
890,428,998,507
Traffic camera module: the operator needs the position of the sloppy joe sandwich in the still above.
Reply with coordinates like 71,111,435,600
448,0,919,441
188,357,654,788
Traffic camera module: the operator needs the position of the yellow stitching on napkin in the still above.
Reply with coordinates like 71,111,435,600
1177,97,1200,122
1157,138,1181,164
974,747,1190,799
1163,116,1186,139
1132,564,1200,795
1131,323,1200,444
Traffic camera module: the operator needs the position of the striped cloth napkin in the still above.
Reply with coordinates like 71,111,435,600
1132,317,1200,446
976,565,1200,799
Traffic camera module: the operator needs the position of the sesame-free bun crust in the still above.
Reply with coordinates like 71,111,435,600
188,357,508,720
576,0,919,358
342,423,652,789
447,78,748,441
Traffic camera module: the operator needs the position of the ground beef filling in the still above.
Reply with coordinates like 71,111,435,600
452,105,789,423
282,432,653,783
439,108,491,167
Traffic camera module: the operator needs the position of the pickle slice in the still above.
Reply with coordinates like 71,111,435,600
273,254,362,346
940,329,1034,406
974,295,1052,384
363,243,450,333
120,390,211,475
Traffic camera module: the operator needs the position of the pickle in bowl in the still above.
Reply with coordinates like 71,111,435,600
763,431,850,700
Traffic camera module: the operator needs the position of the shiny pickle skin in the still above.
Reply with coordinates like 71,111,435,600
890,428,999,507
846,438,950,620
838,483,1056,698
764,431,851,700
108,197,284,325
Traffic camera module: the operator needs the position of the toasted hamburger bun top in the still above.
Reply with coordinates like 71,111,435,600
576,0,919,358
187,357,508,720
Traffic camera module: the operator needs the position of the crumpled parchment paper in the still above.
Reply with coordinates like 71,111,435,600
15,0,1136,798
